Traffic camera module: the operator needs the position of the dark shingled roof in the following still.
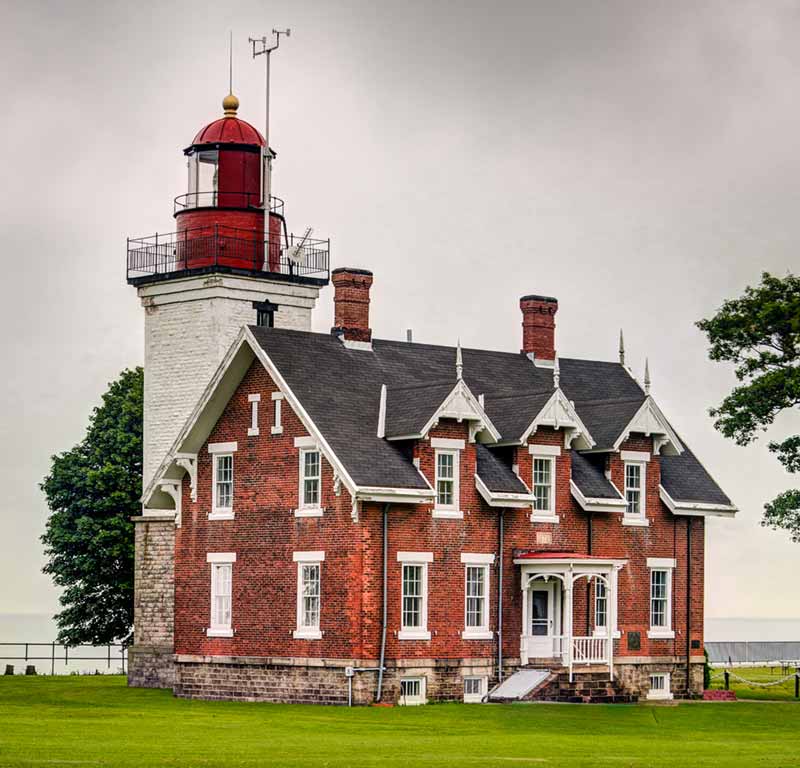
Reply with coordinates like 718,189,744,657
475,444,530,495
570,451,623,500
384,381,455,439
660,442,733,506
248,327,731,505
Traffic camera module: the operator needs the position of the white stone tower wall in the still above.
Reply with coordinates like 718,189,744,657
139,273,321,487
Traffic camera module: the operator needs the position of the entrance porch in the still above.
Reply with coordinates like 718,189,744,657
514,552,626,681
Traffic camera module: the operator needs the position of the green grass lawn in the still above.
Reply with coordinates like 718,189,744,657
709,665,800,701
2,676,800,767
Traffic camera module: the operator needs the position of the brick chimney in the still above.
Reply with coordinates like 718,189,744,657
331,268,374,342
520,294,558,360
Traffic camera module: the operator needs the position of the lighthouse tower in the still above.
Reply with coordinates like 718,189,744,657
127,92,330,487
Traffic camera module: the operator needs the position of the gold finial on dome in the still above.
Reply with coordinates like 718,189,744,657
222,92,239,117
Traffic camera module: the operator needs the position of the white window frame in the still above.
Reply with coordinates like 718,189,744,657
294,436,323,517
647,557,675,639
271,392,284,435
206,552,236,637
399,676,426,705
208,442,237,520
463,675,487,703
529,444,560,523
431,438,464,519
622,451,649,527
293,551,325,640
397,551,432,640
247,393,260,436
460,553,494,639
594,578,607,633
646,672,673,700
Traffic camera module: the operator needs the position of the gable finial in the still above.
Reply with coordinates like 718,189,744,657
619,329,625,366
456,339,463,381
644,357,651,396
553,355,560,389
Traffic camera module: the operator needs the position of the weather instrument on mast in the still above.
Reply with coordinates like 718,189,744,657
286,227,314,265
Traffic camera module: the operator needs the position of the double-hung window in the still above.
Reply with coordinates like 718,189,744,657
594,579,607,633
294,437,323,517
647,558,675,639
398,552,432,640
431,438,464,518
209,442,237,520
622,451,649,525
293,552,324,639
529,445,560,522
461,553,494,639
206,552,235,637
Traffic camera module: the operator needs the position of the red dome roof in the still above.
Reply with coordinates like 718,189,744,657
192,116,265,147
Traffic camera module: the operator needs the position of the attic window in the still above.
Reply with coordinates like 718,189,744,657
253,300,278,328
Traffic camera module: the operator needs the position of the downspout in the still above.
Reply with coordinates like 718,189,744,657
497,509,504,682
586,511,593,634
375,503,389,702
686,516,692,695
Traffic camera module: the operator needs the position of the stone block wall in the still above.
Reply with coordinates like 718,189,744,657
615,659,705,699
129,516,175,689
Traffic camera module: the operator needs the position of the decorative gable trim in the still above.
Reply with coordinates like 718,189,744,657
475,474,533,509
614,398,683,455
570,479,627,514
659,486,737,518
387,379,502,443
519,389,595,450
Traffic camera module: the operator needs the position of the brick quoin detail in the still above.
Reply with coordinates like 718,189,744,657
330,268,374,342
170,363,705,701
520,294,558,360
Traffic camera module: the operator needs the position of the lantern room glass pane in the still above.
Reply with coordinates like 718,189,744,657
187,150,219,208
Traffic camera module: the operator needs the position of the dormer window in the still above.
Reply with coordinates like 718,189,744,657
529,445,560,523
431,438,464,519
621,451,650,527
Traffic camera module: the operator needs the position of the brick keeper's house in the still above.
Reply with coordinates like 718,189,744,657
126,89,737,705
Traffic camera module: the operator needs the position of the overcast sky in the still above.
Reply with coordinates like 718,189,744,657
1,0,798,624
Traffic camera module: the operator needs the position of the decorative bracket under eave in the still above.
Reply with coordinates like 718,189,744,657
175,453,198,502
159,481,182,527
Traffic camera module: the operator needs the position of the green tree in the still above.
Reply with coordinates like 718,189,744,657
41,368,143,645
696,272,800,540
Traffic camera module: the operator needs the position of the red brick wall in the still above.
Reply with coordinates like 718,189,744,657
173,360,704,666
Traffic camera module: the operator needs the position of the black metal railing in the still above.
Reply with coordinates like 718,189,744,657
173,192,285,216
0,642,127,676
126,224,330,285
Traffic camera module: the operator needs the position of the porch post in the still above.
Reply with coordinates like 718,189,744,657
608,568,616,681
520,574,528,666
566,568,574,683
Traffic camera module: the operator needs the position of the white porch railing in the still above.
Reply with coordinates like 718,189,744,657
572,636,609,665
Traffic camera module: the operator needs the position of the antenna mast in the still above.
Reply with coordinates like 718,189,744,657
249,28,291,270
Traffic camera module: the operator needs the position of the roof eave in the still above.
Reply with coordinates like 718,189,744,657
475,474,533,508
570,479,627,514
659,485,737,518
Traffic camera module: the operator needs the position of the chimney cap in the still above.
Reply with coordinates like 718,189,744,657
332,267,374,277
520,294,558,304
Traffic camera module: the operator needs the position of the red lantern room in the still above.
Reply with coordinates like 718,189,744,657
126,92,329,287
173,93,282,271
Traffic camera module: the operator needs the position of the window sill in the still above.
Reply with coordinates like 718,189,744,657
398,629,431,641
530,514,559,524
208,511,234,521
247,427,260,437
461,630,493,640
206,628,233,638
271,426,284,435
622,517,649,527
432,509,464,519
592,630,622,639
292,629,322,640
647,630,675,640
294,507,324,518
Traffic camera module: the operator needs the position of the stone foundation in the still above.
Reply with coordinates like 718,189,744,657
614,657,705,699
128,645,176,689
